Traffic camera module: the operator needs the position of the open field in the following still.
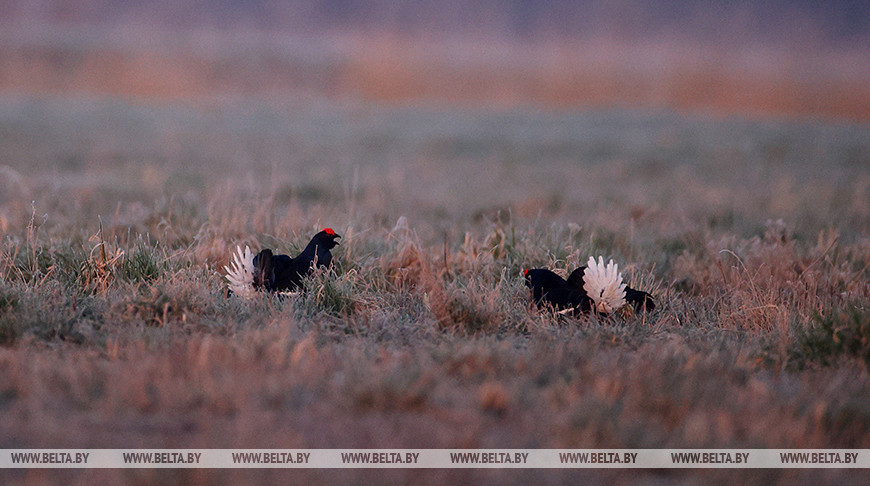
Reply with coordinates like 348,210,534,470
2,24,870,120
0,91,869,485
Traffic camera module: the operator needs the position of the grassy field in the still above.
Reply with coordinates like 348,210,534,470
0,93,869,484
3,24,870,120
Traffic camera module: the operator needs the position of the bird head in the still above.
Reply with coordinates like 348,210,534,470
318,228,341,248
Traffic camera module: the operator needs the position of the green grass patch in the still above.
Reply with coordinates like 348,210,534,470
790,305,870,368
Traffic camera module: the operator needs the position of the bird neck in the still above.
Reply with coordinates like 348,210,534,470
300,242,318,259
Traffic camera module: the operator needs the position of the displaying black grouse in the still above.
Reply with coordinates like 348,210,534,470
524,257,655,315
225,228,341,296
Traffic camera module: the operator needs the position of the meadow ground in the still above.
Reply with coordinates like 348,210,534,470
0,93,868,484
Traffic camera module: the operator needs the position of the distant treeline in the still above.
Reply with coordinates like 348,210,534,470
1,0,868,47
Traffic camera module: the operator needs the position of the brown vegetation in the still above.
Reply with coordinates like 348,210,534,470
0,64,868,484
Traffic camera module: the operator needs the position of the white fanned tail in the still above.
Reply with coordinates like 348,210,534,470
583,256,627,313
224,245,256,298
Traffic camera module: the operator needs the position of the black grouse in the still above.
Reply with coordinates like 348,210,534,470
524,257,655,315
225,228,341,296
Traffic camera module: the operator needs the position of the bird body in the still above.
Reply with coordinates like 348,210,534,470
524,269,593,313
525,257,655,315
225,228,341,296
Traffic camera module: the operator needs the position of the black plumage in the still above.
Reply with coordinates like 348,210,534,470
524,269,593,313
253,228,341,292
524,266,655,315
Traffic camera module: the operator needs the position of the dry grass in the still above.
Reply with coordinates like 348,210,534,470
0,91,868,485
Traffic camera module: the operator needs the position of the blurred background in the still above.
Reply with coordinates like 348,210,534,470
1,1,868,245
1,0,868,118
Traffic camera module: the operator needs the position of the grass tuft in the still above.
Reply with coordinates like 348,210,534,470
296,268,361,319
790,305,870,369
117,246,165,283
0,283,19,345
